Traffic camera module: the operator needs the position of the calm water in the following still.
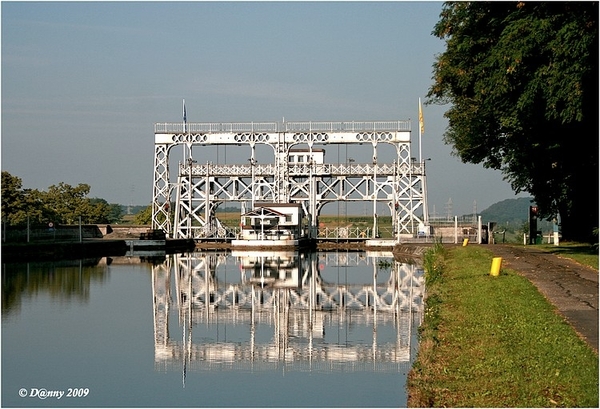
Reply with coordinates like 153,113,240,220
2,250,423,407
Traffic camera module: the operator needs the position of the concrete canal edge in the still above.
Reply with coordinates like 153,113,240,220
1,239,129,262
2,224,200,262
2,238,198,262
392,243,431,262
2,223,431,263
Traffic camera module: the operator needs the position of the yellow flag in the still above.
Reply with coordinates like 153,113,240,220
418,99,424,135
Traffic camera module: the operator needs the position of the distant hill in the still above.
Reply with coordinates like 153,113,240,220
479,197,535,224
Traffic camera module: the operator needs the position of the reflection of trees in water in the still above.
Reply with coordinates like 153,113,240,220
1,259,109,315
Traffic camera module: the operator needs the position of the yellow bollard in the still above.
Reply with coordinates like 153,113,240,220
462,238,469,247
490,257,502,276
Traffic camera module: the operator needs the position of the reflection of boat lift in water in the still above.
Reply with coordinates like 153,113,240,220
152,251,424,382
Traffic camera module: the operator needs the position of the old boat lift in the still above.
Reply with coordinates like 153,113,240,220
152,118,429,245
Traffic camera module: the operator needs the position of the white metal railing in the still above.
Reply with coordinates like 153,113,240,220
180,163,277,176
179,162,415,177
283,120,410,133
155,122,279,134
317,227,372,239
190,224,238,239
155,120,410,134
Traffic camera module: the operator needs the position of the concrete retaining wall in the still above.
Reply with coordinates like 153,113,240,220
103,225,152,239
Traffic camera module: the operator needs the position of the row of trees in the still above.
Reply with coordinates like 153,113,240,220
1,171,123,226
429,2,598,242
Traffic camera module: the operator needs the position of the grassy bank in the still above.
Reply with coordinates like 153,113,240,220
538,242,599,270
407,245,598,407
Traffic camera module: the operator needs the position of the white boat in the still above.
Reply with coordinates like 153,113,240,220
231,203,308,249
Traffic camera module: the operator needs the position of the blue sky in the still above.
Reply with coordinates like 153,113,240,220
1,1,526,216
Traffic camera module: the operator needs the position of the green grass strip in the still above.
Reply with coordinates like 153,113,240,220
408,245,598,408
538,242,599,270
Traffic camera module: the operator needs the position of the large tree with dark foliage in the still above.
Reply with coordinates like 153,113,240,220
428,2,598,242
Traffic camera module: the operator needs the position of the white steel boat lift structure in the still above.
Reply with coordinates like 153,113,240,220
152,120,429,241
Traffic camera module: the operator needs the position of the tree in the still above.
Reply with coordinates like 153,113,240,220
44,182,94,224
108,203,124,224
428,2,598,242
89,198,124,224
1,171,26,225
1,171,53,225
134,205,152,225
2,171,126,226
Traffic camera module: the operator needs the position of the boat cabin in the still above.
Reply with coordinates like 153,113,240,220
239,203,305,241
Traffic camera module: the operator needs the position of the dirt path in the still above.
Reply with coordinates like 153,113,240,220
487,244,598,353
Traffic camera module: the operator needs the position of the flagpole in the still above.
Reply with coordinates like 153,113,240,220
418,97,429,225
183,99,187,133
418,97,422,164
182,99,188,162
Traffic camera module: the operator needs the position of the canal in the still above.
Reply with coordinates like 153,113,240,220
2,250,423,407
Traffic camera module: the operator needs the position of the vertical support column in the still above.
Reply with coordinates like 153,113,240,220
275,134,288,203
393,160,398,243
409,157,414,235
309,160,318,239
152,143,173,235
250,145,256,209
205,165,210,237
174,172,183,239
373,149,378,238
187,161,193,239
394,141,423,236
174,166,192,240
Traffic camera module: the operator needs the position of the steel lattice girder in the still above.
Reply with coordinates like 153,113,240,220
167,164,425,238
